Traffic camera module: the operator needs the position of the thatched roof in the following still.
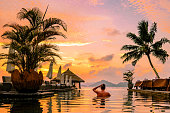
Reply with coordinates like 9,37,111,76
62,68,85,82
53,68,85,82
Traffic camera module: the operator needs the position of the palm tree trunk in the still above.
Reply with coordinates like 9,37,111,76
146,54,160,78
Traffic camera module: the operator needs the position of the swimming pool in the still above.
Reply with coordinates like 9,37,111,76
0,87,170,113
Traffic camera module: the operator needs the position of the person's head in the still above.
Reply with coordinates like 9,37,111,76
101,84,105,90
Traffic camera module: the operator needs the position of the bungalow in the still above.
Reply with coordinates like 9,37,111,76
53,66,85,88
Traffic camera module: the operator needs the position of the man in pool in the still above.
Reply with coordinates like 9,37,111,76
93,84,111,97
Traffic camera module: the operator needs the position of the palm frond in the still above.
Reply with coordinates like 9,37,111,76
121,45,139,51
17,8,34,26
131,51,143,66
0,52,24,72
3,23,23,32
36,30,67,44
127,33,144,45
151,38,170,49
137,20,149,42
152,49,169,63
121,50,139,63
1,31,17,40
43,18,67,31
17,7,42,28
38,44,60,51
149,22,157,43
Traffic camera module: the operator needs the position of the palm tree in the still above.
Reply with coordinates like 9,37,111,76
121,20,170,78
0,7,67,73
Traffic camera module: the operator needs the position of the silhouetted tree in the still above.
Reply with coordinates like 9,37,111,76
121,20,170,78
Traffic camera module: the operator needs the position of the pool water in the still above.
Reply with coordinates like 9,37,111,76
1,87,170,113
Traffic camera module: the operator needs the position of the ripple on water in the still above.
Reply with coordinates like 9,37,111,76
1,88,170,113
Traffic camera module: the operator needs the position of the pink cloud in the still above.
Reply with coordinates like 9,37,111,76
88,54,114,62
104,28,121,36
88,64,134,83
89,70,96,74
128,0,170,33
63,62,72,69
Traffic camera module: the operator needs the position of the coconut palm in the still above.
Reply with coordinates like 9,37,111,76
0,7,67,73
121,20,170,78
123,70,134,83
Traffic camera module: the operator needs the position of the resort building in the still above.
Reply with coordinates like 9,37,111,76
53,67,85,88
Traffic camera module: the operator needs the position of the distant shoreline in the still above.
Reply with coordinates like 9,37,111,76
82,80,128,87
82,86,127,87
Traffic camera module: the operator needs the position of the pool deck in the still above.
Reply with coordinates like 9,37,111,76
128,89,170,95
0,91,54,98
39,87,75,92
0,87,75,98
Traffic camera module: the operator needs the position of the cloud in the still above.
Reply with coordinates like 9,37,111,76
88,64,134,83
128,0,170,33
75,53,94,61
102,39,112,42
55,42,95,47
89,70,96,74
41,41,95,47
88,54,114,62
63,62,72,69
104,28,121,36
87,62,163,83
88,0,104,6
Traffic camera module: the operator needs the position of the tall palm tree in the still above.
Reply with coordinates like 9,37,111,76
0,7,67,73
121,20,170,78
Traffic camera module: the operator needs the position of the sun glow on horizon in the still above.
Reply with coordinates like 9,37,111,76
41,41,96,47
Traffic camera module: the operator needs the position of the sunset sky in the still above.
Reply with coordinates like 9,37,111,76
0,0,170,83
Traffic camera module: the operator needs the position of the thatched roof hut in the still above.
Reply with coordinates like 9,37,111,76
53,68,85,88
62,68,84,82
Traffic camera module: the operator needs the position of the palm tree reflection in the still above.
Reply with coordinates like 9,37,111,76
10,99,43,113
122,91,134,112
47,97,52,113
135,91,170,112
55,89,81,112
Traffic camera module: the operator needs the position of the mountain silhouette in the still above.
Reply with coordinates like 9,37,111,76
88,80,127,87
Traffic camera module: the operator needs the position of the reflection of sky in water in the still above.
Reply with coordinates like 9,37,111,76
1,87,170,112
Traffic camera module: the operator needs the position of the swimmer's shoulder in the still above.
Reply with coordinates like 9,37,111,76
105,92,111,97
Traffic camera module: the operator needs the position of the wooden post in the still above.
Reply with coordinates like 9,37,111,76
79,82,81,89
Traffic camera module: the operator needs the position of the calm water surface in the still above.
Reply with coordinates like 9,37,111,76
1,87,170,113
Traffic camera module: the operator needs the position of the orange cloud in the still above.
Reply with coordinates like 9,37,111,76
102,39,112,42
88,65,133,83
88,0,104,6
103,28,121,36
44,11,110,43
88,54,114,63
43,41,96,47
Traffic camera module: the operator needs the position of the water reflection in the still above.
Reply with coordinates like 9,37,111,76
2,88,170,113
134,91,170,113
11,100,42,113
122,91,134,112
0,98,43,113
55,89,81,112
92,97,106,108
47,97,52,113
